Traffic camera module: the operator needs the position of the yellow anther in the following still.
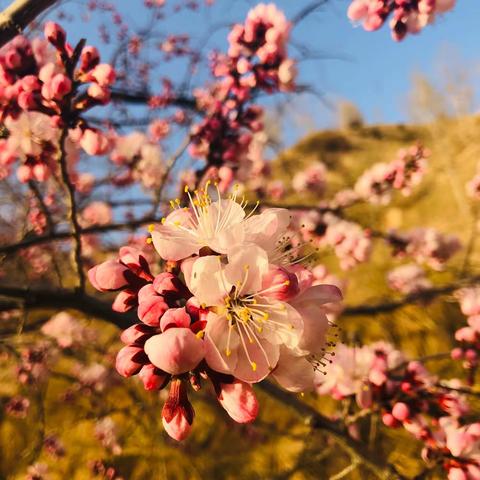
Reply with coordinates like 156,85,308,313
226,349,232,357
146,237,153,244
169,200,175,208
161,217,166,224
257,327,263,333
173,221,181,226
251,362,257,372
200,303,206,309
284,280,290,286
175,198,180,205
263,312,269,320
300,392,305,398
184,185,189,193
147,224,155,233
244,264,250,270
195,330,205,339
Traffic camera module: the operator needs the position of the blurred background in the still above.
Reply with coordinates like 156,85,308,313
0,1,479,479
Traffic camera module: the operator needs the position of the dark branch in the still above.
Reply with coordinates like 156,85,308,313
0,0,58,48
0,285,135,330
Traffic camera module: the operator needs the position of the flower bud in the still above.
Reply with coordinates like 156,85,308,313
160,307,191,331
392,402,410,421
120,324,156,345
115,345,147,377
382,412,400,428
137,291,169,327
144,328,205,375
88,260,128,292
90,64,116,86
162,379,194,441
138,364,169,391
153,272,180,295
44,22,66,48
80,46,100,72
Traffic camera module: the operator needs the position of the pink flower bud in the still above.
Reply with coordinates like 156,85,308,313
80,46,100,72
347,0,368,21
120,324,156,345
32,163,49,182
87,83,110,103
90,64,116,86
18,91,37,110
50,73,71,99
115,345,147,377
144,328,205,375
137,291,169,327
153,272,180,295
217,381,259,423
88,260,128,292
162,379,194,441
44,22,66,48
392,402,410,421
160,307,191,331
16,165,32,183
112,290,136,312
455,327,476,343
79,129,110,155
382,413,400,428
138,364,169,390
451,348,464,360
4,50,21,69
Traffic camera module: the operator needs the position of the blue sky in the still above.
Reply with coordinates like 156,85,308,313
33,0,478,133
2,0,476,134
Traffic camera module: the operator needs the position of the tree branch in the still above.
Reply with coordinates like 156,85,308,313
342,277,480,316
0,285,135,330
109,89,197,110
258,382,405,479
0,0,58,48
57,127,85,291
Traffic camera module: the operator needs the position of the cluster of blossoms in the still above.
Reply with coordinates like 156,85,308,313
347,0,456,41
189,3,295,167
389,227,461,270
89,186,342,441
354,145,429,205
452,288,480,379
0,22,115,183
322,214,373,270
292,162,327,195
387,263,432,294
108,131,165,189
317,341,480,479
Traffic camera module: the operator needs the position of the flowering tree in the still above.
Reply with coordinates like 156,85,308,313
0,0,476,479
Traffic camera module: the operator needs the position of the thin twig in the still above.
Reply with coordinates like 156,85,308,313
57,128,85,291
150,134,191,216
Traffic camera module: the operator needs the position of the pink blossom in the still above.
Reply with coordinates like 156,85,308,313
80,201,112,227
90,63,116,86
387,264,432,294
79,128,110,156
41,312,92,348
44,22,66,48
216,380,259,423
